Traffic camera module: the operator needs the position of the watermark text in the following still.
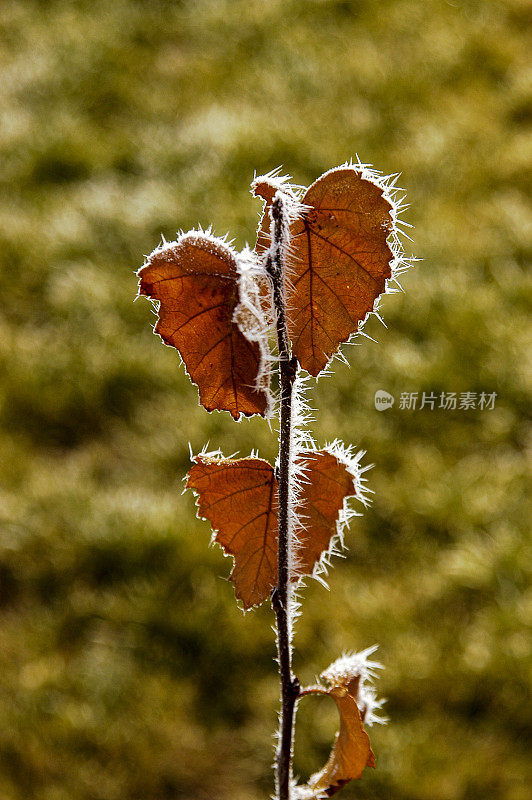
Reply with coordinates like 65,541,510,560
374,390,497,411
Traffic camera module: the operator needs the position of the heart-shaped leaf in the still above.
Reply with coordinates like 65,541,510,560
138,232,269,419
254,166,398,376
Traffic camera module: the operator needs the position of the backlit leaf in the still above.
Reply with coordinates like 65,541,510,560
252,171,301,257
296,687,374,798
186,448,361,609
253,177,277,257
294,450,356,576
138,233,269,419
186,454,278,609
296,652,379,798
254,166,397,376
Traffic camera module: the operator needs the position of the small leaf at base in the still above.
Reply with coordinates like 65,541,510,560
295,655,379,798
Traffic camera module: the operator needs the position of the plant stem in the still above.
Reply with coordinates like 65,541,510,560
267,194,299,800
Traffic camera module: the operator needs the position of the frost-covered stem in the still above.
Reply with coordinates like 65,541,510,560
267,195,299,800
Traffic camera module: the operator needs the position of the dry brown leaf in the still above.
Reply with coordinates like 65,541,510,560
297,683,374,798
137,233,268,419
297,653,380,799
254,167,395,376
253,178,277,258
186,449,359,609
295,450,355,576
186,454,278,609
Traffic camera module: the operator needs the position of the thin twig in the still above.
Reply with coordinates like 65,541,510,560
267,193,300,800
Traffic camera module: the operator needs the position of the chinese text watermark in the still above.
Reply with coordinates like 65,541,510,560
375,390,497,411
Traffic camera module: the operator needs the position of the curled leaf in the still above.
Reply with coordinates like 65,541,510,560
253,177,277,257
300,686,373,798
252,170,301,257
138,232,269,419
255,165,402,376
296,649,383,798
186,448,363,609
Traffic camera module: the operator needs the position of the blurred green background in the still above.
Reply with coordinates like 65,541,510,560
0,1,530,798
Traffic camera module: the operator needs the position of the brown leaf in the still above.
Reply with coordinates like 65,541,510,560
294,450,355,577
254,167,395,376
186,449,360,609
297,684,374,798
297,651,381,798
253,177,278,257
186,454,278,609
138,233,268,419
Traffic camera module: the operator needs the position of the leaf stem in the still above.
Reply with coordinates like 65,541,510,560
267,194,300,800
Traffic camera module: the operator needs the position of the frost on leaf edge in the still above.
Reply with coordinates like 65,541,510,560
137,228,274,420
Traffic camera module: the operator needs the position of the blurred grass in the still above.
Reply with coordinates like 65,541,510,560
0,0,531,798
